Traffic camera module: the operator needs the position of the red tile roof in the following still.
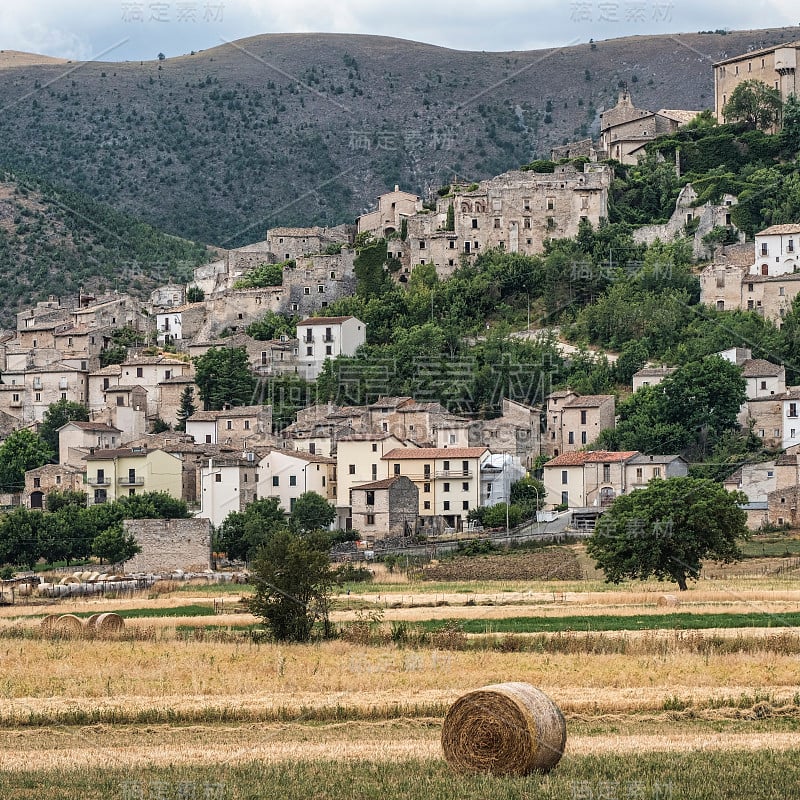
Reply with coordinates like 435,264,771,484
382,447,488,460
545,450,639,467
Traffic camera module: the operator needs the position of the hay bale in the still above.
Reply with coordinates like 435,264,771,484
86,613,103,630
40,614,60,631
657,594,680,607
52,614,84,634
441,682,566,776
95,612,124,634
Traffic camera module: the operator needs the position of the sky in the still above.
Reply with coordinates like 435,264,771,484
0,0,797,62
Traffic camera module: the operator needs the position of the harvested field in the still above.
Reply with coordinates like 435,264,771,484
420,548,583,581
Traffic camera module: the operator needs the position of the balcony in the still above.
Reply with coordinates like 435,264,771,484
323,335,334,343
303,335,314,344
88,477,111,486
436,470,472,478
118,477,145,486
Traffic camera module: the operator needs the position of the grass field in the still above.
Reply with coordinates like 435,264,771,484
2,544,800,797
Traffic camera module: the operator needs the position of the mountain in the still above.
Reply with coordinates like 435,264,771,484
0,27,796,247
0,171,211,324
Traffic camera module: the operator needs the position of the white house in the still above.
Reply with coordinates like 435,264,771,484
749,224,800,277
297,316,366,380
782,389,800,450
257,449,337,516
199,456,259,528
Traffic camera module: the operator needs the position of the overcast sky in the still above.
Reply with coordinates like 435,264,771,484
0,1,798,62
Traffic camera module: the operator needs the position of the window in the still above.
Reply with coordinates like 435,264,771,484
462,460,469,473
568,431,574,444
780,286,785,296
289,475,297,486
226,420,232,430
602,464,611,482
205,435,212,443
365,490,375,505
636,467,643,480
561,470,568,485
424,464,431,477
318,285,325,293
581,431,587,445
462,501,469,511
306,347,313,356
424,483,431,493
136,367,143,378
61,393,67,400
33,477,40,488
462,482,469,491
366,514,375,525
423,501,431,510
394,464,400,475
748,283,754,292
546,197,554,210
523,217,531,229
471,218,478,229
349,464,356,475
215,474,222,483
716,301,725,311
761,381,767,391
371,443,378,452
561,491,569,506
443,460,450,471
761,242,768,256
326,345,332,355
165,370,171,380
790,403,798,418
790,240,795,253
580,410,587,425
443,501,450,511
12,393,18,402
494,218,500,229
419,240,426,249
309,443,316,455
272,476,279,486
304,287,311,295
653,467,661,478
443,482,450,492
244,420,250,430
35,393,41,402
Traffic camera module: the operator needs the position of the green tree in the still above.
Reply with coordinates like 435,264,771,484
38,400,89,461
246,311,297,341
0,430,53,493
175,385,197,432
186,286,205,302
586,477,746,590
218,497,286,562
92,526,141,565
193,346,257,410
46,490,88,512
509,475,545,518
722,79,782,129
781,94,800,152
249,529,334,642
445,202,455,231
289,491,335,532
0,508,41,568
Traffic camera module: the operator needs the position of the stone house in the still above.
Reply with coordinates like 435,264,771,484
366,396,465,446
157,374,199,429
400,164,612,279
742,394,784,449
598,90,700,165
0,363,88,423
349,476,419,541
767,452,800,527
723,461,776,530
471,398,542,468
185,405,273,449
632,183,742,259
624,454,689,490
84,446,183,505
381,446,490,533
714,42,800,126
23,464,85,509
266,225,352,262
544,390,615,457
543,450,637,510
58,421,122,469
100,385,149,443
631,366,676,392
119,355,192,418
187,333,301,378
357,186,423,238
257,449,337,516
297,316,366,380
199,455,260,527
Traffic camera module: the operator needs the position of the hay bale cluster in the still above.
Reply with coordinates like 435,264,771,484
441,683,566,776
40,612,125,637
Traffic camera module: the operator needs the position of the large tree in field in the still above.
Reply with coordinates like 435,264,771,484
249,529,334,642
586,477,746,591
218,497,286,562
722,79,782,129
193,346,257,410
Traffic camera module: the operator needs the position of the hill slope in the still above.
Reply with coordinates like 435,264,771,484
0,171,211,325
0,27,796,247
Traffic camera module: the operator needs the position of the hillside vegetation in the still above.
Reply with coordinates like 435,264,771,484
0,27,796,245
0,171,211,324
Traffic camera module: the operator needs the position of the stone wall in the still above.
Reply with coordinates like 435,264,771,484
123,518,212,573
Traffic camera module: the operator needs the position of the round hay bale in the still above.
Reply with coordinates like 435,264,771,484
95,612,124,635
37,583,52,596
40,614,60,631
657,594,680,607
85,613,103,630
16,583,32,597
441,683,566,776
52,614,84,635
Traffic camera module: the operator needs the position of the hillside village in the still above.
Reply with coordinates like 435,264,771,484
1,37,800,569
